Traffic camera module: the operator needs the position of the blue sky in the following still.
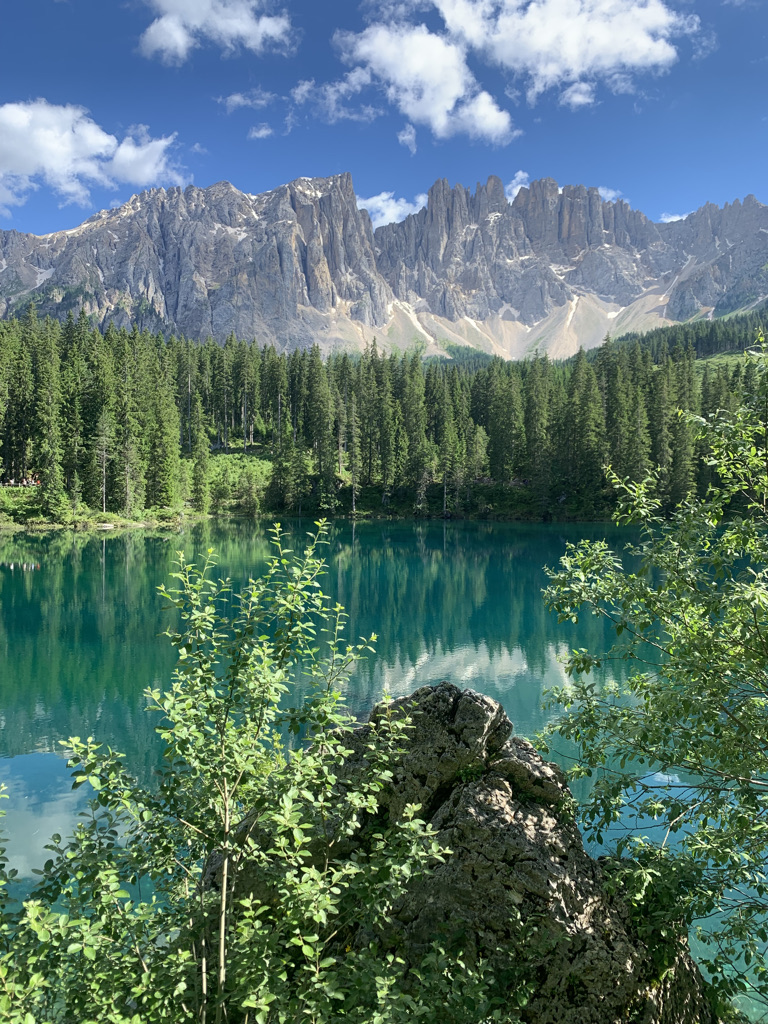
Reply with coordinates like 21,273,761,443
0,0,765,235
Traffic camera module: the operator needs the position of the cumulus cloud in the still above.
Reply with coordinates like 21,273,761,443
330,0,702,144
336,22,515,143
220,87,276,112
357,190,428,228
0,99,184,216
597,185,623,202
139,0,292,64
505,169,530,199
248,123,273,138
659,210,692,222
290,68,380,123
398,123,417,154
434,0,701,101
559,81,596,108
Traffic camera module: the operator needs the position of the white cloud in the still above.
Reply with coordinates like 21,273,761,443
334,0,700,143
290,68,379,123
505,169,530,199
290,80,314,105
378,0,702,108
248,123,273,138
357,190,428,228
398,123,417,154
597,185,622,202
336,22,514,143
220,87,276,113
606,72,636,95
440,0,700,98
139,0,292,64
659,210,692,222
191,142,209,154
0,100,184,216
559,81,596,108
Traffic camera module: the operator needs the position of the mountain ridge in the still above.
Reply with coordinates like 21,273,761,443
1,172,766,358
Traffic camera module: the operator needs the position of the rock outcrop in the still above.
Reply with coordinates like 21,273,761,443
1,172,766,358
341,682,716,1024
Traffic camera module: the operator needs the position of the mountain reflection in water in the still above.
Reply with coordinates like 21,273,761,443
0,519,632,876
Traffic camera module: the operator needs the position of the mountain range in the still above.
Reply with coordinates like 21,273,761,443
1,172,766,358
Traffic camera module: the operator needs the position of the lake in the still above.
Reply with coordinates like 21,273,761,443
0,518,628,878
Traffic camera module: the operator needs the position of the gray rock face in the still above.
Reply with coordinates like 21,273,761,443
0,174,391,348
343,683,716,1024
375,177,768,327
1,172,766,354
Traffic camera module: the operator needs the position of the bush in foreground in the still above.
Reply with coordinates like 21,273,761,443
0,524,511,1023
544,341,768,1020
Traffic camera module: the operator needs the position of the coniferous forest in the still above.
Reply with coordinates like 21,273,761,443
0,303,763,526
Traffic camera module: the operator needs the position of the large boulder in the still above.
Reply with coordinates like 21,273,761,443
343,682,716,1024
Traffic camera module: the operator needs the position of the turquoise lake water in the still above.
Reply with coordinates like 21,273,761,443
0,518,629,877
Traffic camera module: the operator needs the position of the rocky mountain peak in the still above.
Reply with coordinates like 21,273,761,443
1,171,766,358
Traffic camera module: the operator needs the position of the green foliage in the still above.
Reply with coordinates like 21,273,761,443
2,306,763,526
543,339,768,1015
0,524,517,1023
191,393,211,515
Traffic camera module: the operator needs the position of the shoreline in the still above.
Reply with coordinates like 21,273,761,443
0,506,613,536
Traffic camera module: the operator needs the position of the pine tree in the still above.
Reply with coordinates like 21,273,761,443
113,327,147,516
83,326,117,510
60,309,91,507
436,377,459,516
289,436,310,515
488,369,525,484
523,356,551,512
358,343,380,485
402,353,430,492
5,319,35,481
305,345,336,509
191,394,210,514
347,393,362,514
93,409,115,514
563,350,607,515
146,370,181,509
35,317,68,519
649,365,673,501
601,343,632,478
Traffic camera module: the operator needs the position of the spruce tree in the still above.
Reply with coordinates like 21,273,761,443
146,371,181,510
488,370,525,484
358,344,380,485
402,353,429,492
649,365,673,502
563,349,607,515
347,393,362,515
191,394,210,514
60,309,91,507
113,327,147,515
289,436,310,515
306,345,336,509
35,317,68,519
93,409,115,514
83,327,117,510
5,323,34,481
523,356,551,512
437,377,459,516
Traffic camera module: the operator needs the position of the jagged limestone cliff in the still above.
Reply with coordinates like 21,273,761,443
1,172,766,358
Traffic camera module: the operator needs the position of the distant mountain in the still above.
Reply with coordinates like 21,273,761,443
1,172,766,358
